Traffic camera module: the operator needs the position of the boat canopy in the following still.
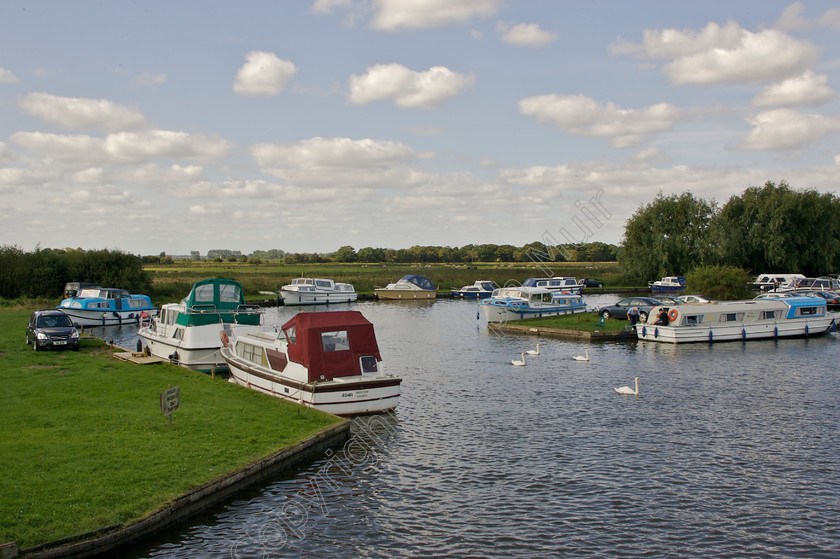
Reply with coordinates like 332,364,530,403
183,278,246,310
283,311,382,382
399,275,435,290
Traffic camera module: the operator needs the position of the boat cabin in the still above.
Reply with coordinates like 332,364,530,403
522,277,581,291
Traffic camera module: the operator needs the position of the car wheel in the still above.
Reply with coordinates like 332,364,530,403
598,282,604,287
639,311,649,322
601,310,611,319
33,340,39,351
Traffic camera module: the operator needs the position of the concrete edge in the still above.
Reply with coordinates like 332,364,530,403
490,323,637,342
17,420,350,559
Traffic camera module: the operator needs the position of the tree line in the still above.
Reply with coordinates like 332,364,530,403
620,181,840,282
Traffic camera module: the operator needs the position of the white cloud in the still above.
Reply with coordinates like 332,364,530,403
0,141,15,162
775,2,840,31
233,51,297,96
613,21,820,85
752,71,835,108
497,22,557,47
311,0,352,15
11,130,232,164
740,109,840,151
18,93,148,130
0,165,60,187
0,67,20,84
370,0,501,31
133,72,167,87
348,63,474,109
518,94,685,148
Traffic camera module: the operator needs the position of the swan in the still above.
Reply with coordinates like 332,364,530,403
525,343,540,356
511,353,526,366
572,349,589,361
615,377,640,395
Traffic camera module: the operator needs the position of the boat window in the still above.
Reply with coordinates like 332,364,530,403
683,315,702,325
315,280,332,288
761,310,780,319
322,330,350,352
542,293,552,303
719,313,744,322
128,299,147,308
360,356,378,374
173,328,184,341
194,283,215,303
266,348,287,372
237,342,264,364
219,283,241,303
90,302,109,309
796,307,819,316
285,326,296,343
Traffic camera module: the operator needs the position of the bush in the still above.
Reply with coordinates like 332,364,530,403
685,265,752,300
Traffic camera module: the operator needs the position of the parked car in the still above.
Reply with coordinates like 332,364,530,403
813,291,840,310
26,310,80,351
675,294,713,304
580,278,604,288
598,297,663,322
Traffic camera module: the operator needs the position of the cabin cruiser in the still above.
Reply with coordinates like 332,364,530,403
58,286,157,327
522,276,583,294
222,311,401,416
280,278,358,306
138,278,262,373
648,276,686,293
481,286,586,322
635,296,834,343
374,275,436,300
450,280,498,299
749,273,805,292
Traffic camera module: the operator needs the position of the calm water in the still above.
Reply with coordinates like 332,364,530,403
101,297,840,558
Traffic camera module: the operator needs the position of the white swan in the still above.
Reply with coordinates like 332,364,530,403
511,353,526,366
526,343,540,356
615,377,640,395
572,349,589,361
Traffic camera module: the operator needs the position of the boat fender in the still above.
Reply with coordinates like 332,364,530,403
654,327,659,339
741,328,746,340
668,309,678,322
774,326,778,338
805,324,809,336
641,326,646,337
709,330,713,342
220,330,230,348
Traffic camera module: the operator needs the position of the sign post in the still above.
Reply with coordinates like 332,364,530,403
160,384,180,425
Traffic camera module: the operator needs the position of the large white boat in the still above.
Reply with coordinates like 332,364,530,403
374,274,437,300
138,278,262,373
280,278,358,306
481,286,586,322
748,273,805,292
222,310,401,416
635,296,835,343
522,276,583,294
58,286,157,327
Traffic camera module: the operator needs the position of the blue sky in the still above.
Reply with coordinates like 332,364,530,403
1,0,839,256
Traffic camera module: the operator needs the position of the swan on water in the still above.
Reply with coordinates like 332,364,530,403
615,377,640,395
572,349,589,361
511,353,526,366
526,343,540,356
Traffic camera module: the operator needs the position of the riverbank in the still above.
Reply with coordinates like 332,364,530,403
0,307,346,555
490,312,638,342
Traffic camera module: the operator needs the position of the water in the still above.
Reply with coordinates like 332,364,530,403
100,298,840,558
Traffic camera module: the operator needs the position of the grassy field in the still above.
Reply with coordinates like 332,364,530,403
515,311,631,332
144,261,624,301
0,307,343,550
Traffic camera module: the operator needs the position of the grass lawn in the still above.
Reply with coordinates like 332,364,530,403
515,311,632,332
0,307,343,550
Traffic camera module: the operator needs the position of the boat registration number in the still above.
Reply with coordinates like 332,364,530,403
342,390,368,398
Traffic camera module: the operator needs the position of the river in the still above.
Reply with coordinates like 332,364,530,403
98,296,840,558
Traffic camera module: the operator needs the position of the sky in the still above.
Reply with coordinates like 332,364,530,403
1,0,839,257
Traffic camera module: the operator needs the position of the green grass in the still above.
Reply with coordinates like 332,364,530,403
0,307,343,549
515,311,631,332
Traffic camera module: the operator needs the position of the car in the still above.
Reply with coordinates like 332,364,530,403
675,294,713,304
598,297,664,322
813,291,840,310
26,310,81,351
580,278,604,288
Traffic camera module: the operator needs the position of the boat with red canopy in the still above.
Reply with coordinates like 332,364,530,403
221,311,401,416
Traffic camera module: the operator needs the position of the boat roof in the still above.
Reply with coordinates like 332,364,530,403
398,275,435,290
183,278,247,310
282,311,381,382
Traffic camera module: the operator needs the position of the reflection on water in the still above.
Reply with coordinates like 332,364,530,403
99,298,840,558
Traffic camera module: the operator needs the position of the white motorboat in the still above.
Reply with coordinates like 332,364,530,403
521,276,583,294
58,286,157,327
481,286,586,322
635,296,835,343
450,280,498,299
138,278,262,373
280,278,358,306
374,274,436,300
222,310,401,416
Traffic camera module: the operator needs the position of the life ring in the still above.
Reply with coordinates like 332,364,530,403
668,309,678,322
220,330,229,347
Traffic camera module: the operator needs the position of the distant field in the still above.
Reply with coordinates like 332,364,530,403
144,261,624,302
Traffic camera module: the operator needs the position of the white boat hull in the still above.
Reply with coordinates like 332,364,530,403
62,308,157,328
636,316,834,343
280,291,358,306
374,289,436,300
482,304,585,322
139,322,261,373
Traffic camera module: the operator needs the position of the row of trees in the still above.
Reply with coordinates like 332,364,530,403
620,181,840,282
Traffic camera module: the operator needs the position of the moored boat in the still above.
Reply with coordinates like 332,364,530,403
58,286,157,327
450,280,498,299
138,278,262,373
280,277,358,306
635,296,835,343
222,310,401,416
374,274,436,300
748,273,804,292
648,276,686,293
522,276,583,294
481,286,586,322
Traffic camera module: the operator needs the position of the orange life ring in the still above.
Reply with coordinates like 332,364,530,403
220,330,229,347
668,309,678,322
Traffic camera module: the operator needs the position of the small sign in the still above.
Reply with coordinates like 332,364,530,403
160,385,180,419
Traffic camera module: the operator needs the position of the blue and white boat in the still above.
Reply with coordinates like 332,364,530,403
522,276,583,294
481,286,587,322
636,296,835,343
450,280,498,299
58,286,157,327
648,276,686,293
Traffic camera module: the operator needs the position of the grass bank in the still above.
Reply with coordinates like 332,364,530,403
515,312,631,332
0,307,343,550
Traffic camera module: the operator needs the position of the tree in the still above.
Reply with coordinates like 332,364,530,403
332,246,357,262
620,192,717,283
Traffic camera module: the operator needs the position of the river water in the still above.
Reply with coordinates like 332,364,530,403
100,297,840,558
